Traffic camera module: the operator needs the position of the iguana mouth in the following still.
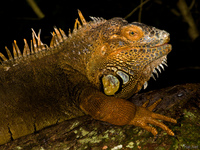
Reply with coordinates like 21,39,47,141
150,43,169,48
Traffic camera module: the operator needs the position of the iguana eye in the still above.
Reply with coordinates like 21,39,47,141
122,26,143,40
129,31,135,36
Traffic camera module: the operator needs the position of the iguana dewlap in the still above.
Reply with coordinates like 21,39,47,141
0,10,176,145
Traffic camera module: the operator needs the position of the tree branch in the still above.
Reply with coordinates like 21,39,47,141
26,0,45,19
124,0,149,19
1,83,199,149
177,0,199,40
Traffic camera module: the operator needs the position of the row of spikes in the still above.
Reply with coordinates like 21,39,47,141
0,10,88,63
0,27,66,63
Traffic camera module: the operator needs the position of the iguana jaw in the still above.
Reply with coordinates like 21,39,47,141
140,43,172,90
142,55,167,89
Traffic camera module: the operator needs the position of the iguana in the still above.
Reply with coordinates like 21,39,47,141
0,10,177,145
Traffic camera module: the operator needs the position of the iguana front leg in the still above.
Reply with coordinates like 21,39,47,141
79,87,177,136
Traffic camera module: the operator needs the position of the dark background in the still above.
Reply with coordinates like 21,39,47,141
0,0,199,92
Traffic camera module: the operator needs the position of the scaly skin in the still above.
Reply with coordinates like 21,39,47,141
0,10,176,145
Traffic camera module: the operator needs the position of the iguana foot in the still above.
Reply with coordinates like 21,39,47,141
129,99,177,136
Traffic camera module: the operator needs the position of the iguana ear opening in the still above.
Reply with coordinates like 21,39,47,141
102,74,121,96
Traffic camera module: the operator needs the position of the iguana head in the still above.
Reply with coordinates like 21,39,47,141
72,11,172,99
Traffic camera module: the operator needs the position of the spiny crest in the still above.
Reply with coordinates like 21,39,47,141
0,10,87,64
70,10,88,35
73,10,106,33
89,16,105,23
0,27,67,64
0,10,103,64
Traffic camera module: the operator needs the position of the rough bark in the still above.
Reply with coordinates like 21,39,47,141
0,83,200,150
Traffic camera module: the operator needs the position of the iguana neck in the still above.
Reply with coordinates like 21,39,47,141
58,29,103,83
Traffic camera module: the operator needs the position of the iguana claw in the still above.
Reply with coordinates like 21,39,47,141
129,99,177,136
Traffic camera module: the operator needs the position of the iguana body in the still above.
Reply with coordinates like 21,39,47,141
0,10,176,145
